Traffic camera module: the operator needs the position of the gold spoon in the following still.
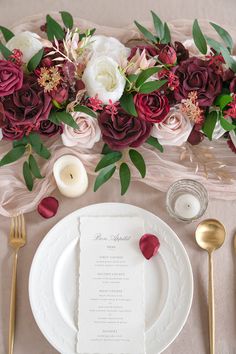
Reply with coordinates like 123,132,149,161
195,219,226,354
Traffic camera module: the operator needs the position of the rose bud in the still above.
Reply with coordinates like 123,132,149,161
158,45,177,65
50,85,69,104
188,128,204,145
139,234,160,260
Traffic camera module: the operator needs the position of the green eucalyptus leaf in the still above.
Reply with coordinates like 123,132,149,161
29,154,43,179
219,114,236,131
95,151,122,172
129,149,146,178
146,136,164,152
102,144,114,155
202,111,218,140
192,19,207,54
0,26,14,42
151,11,164,40
60,11,74,30
0,41,12,59
28,133,41,151
136,67,161,88
74,104,97,117
214,94,233,110
210,22,233,52
49,110,78,129
120,93,137,117
46,14,65,41
134,20,157,43
119,162,131,195
206,36,236,72
0,146,25,167
23,161,33,191
94,164,116,192
13,136,28,147
27,48,44,72
139,80,167,94
162,22,171,44
29,135,51,160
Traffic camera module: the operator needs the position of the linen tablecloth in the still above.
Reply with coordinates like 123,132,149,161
1,1,236,353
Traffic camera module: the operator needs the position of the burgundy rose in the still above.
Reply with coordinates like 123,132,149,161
187,128,204,145
0,60,23,97
134,91,170,123
2,75,52,133
50,85,69,104
158,45,177,65
174,41,189,63
39,120,63,137
2,124,24,141
173,57,222,107
0,102,7,128
98,107,152,150
128,45,159,60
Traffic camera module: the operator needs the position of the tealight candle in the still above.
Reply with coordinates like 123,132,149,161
166,179,208,222
53,155,88,198
174,193,201,219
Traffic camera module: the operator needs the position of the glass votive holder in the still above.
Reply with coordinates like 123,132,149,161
166,179,208,222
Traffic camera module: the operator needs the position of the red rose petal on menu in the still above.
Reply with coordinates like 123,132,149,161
139,234,160,260
38,197,59,218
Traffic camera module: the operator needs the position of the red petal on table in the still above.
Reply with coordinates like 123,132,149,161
37,197,59,218
139,234,160,260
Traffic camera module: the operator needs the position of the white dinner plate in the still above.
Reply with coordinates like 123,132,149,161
29,203,193,354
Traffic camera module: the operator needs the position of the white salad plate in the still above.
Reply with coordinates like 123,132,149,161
29,202,193,354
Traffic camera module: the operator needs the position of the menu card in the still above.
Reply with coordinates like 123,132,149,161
77,216,145,354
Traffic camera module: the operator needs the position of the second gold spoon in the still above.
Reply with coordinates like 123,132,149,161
195,219,226,354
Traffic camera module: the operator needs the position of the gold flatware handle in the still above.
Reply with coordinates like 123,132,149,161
208,252,215,354
8,250,18,354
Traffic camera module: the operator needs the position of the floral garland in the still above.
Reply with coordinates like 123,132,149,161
0,11,236,194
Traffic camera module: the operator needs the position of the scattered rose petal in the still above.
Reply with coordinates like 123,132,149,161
139,234,160,260
38,197,59,218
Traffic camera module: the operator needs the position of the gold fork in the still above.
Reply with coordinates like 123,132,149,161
8,214,26,354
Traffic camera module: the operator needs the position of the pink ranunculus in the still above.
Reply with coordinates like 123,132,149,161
158,45,177,65
3,75,52,133
151,104,193,146
98,107,152,150
173,57,222,107
0,60,23,97
134,91,170,123
61,111,101,149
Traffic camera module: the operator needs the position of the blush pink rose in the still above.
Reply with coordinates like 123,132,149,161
61,111,101,148
151,105,193,146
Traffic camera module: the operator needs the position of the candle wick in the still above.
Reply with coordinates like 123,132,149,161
70,173,73,179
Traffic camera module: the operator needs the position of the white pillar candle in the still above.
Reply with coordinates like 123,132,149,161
174,193,201,219
53,155,88,198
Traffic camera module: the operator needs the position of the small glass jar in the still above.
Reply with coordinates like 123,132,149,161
166,179,208,222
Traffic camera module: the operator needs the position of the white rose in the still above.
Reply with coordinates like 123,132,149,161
61,111,101,148
89,35,130,65
151,105,193,146
183,38,211,57
6,31,43,63
82,55,126,104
